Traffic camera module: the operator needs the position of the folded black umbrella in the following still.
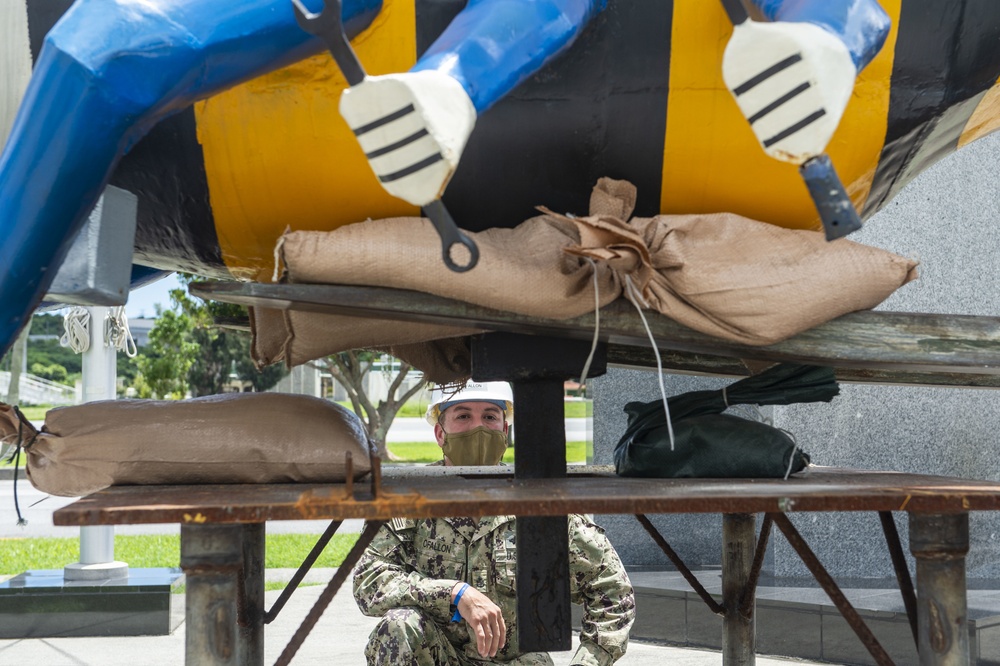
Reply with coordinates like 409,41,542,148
614,364,838,478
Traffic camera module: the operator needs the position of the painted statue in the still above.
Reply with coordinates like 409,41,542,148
2,0,999,359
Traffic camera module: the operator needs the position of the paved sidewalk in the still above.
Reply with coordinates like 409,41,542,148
0,571,826,666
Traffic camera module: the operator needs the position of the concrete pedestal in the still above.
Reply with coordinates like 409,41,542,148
0,568,184,638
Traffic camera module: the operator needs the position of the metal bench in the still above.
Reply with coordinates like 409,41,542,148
53,465,1000,665
68,279,996,665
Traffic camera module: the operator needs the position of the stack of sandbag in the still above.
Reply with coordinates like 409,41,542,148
0,393,372,497
252,178,917,380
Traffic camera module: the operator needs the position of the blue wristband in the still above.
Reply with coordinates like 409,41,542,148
451,583,470,622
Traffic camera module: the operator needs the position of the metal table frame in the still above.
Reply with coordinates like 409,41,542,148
164,280,1000,663
54,466,997,665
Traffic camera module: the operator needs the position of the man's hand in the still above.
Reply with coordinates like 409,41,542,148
453,582,506,658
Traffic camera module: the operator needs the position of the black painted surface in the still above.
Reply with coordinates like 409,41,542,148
471,332,607,382
863,0,1000,217
25,0,227,277
516,516,572,653
111,109,228,277
415,0,467,57
25,0,75,62
438,1,674,229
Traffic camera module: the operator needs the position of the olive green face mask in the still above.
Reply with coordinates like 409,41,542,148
441,426,508,466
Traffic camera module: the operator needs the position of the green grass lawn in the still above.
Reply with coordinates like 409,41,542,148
0,532,360,576
10,406,47,423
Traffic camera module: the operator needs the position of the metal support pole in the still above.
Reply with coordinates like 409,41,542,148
181,524,244,666
722,513,756,665
238,523,265,666
909,513,970,666
471,333,606,654
514,378,571,652
65,306,128,581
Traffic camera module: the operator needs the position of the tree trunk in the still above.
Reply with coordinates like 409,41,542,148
318,353,427,462
6,319,31,404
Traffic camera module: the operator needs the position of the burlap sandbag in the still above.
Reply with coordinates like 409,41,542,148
250,305,479,383
252,178,917,373
250,213,620,376
277,215,621,318
561,180,920,345
0,394,372,497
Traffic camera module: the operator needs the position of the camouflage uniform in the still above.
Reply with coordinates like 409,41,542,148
353,514,635,665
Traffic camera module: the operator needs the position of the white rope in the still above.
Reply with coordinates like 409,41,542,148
106,306,137,357
576,257,602,393
623,275,675,451
60,307,91,353
781,428,800,480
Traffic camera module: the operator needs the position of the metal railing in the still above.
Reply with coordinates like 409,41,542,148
0,371,77,405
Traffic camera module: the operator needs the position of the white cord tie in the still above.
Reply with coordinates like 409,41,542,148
623,274,675,451
60,307,91,354
781,428,799,480
576,257,602,393
106,306,138,358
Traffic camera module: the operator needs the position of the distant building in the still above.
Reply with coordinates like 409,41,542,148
127,318,155,347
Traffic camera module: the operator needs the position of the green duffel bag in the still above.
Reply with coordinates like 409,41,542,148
614,364,836,479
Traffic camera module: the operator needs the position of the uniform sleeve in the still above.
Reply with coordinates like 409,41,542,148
352,521,460,624
567,514,636,666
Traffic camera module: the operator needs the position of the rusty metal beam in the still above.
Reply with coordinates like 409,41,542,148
191,281,1000,384
635,514,724,616
516,516,571,652
879,511,918,649
471,333,600,653
739,514,772,619
54,470,1000,527
769,513,894,666
909,513,970,666
722,513,756,666
273,520,385,666
238,523,265,666
180,524,244,666
264,519,344,624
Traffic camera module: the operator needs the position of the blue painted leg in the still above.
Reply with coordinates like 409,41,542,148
412,0,607,113
0,0,381,357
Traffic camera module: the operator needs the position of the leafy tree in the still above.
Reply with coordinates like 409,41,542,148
132,275,287,398
29,313,65,336
310,352,426,459
134,305,198,399
26,338,82,376
30,362,69,384
171,282,286,395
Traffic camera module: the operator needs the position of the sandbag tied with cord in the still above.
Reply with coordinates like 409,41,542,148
614,364,839,479
252,178,917,383
0,393,374,498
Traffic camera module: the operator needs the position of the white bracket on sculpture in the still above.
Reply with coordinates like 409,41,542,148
722,20,857,164
340,71,477,207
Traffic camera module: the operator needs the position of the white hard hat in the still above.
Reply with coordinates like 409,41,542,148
425,381,514,425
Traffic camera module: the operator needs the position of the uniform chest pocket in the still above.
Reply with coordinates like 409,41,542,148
415,536,466,580
493,530,517,582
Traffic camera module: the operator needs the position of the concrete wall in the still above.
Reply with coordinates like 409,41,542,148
593,131,1000,583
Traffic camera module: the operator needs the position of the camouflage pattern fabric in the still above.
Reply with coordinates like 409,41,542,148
353,514,635,665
